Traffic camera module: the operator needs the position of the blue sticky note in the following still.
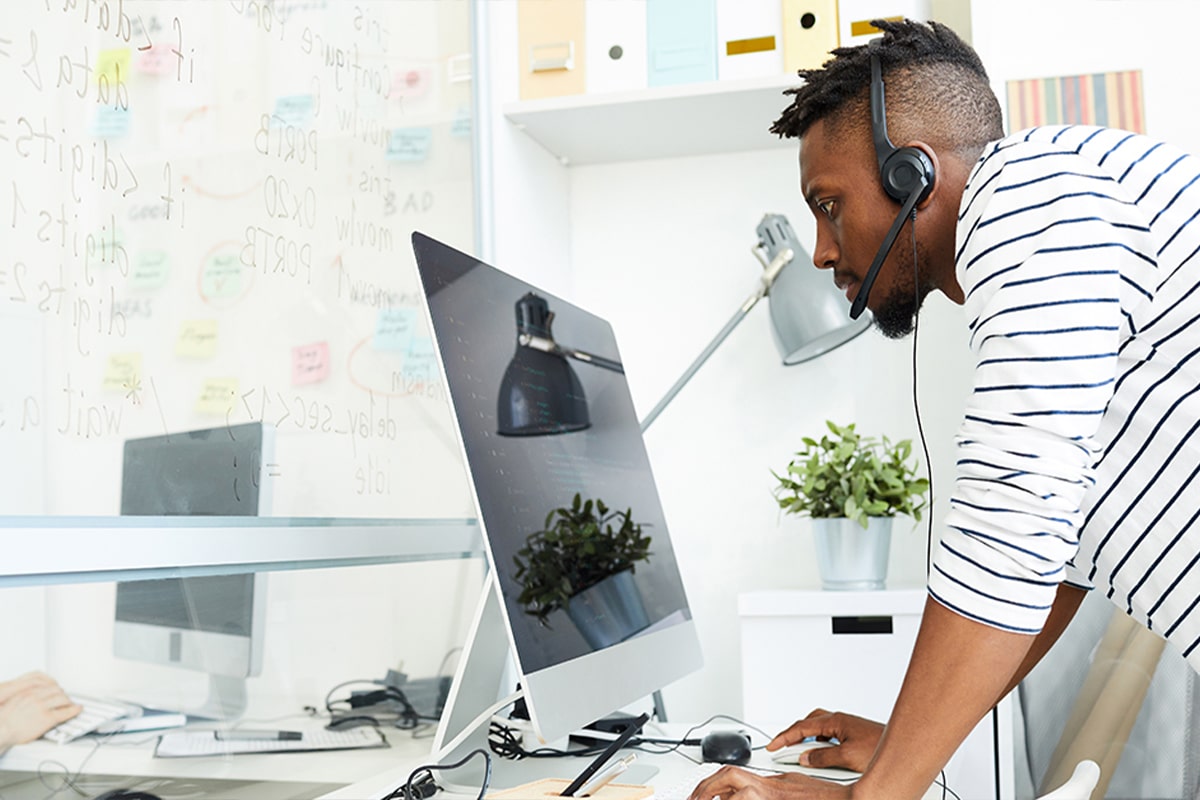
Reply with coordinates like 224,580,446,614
451,108,472,138
273,94,315,128
386,128,433,162
92,107,131,139
374,308,418,351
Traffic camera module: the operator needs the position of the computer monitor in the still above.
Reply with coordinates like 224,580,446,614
411,233,703,782
114,422,274,719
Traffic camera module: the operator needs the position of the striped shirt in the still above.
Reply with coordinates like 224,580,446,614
930,125,1200,670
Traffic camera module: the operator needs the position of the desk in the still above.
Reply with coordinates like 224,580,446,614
1,723,945,800
0,719,429,799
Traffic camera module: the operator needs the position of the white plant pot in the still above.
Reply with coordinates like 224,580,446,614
811,517,893,590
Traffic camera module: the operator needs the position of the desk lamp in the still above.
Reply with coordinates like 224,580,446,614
497,213,868,437
638,213,869,430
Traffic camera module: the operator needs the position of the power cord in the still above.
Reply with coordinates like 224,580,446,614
382,747,492,800
323,678,439,731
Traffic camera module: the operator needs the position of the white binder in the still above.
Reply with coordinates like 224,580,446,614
586,0,648,94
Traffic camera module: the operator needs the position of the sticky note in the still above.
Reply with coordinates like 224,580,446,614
405,335,437,373
391,67,431,98
91,107,131,139
137,44,175,76
374,308,418,351
273,94,316,128
176,319,218,359
201,253,242,299
292,341,331,385
196,377,239,416
95,48,132,85
451,107,472,138
385,128,432,162
102,352,142,394
131,250,170,290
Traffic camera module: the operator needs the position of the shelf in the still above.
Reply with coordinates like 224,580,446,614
502,74,802,166
0,517,481,586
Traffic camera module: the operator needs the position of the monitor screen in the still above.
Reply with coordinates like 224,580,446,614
412,232,701,745
114,423,272,715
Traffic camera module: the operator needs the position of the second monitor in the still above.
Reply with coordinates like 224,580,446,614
115,422,274,719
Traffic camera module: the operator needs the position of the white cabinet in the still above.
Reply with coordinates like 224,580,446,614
739,589,1016,800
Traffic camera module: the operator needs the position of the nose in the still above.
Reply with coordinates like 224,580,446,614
811,228,838,271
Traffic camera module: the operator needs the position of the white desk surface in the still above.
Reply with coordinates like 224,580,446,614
0,721,943,800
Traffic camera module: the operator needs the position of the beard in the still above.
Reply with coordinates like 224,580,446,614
870,240,936,339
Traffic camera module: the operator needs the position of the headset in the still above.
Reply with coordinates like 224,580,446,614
849,54,937,320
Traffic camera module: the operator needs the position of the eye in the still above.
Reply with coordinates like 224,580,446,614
815,199,835,218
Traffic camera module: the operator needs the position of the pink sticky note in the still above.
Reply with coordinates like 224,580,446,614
292,342,331,386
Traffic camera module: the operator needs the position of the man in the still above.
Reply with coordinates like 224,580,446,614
690,18,1200,800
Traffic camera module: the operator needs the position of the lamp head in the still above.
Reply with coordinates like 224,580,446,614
498,293,591,436
756,214,870,364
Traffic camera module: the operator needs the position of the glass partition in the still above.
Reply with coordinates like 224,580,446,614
1,0,477,527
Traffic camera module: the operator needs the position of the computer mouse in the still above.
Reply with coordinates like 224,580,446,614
91,790,163,800
700,730,752,766
769,739,835,764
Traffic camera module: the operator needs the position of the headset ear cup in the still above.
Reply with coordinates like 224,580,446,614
881,147,935,204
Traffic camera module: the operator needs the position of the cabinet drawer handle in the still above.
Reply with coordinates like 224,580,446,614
831,616,893,635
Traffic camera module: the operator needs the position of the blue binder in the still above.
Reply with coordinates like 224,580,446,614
646,0,718,87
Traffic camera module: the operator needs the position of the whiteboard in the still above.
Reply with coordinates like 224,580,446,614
1,0,477,520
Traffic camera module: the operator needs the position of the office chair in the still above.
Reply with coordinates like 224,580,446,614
1035,760,1101,800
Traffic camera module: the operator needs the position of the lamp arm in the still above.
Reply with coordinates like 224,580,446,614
518,334,625,374
638,246,792,433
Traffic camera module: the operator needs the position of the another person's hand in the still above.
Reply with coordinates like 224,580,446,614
687,765,852,800
0,672,81,751
766,709,884,774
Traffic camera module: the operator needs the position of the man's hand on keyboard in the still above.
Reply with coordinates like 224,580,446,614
687,765,852,800
0,672,82,752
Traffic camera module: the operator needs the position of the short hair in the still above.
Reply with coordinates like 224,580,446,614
771,19,1003,162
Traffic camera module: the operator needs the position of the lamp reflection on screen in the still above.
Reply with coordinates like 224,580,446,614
497,213,868,437
497,292,623,436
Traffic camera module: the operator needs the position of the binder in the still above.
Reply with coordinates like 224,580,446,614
716,0,783,81
646,0,717,88
781,0,839,73
585,0,648,94
518,0,587,101
836,0,931,47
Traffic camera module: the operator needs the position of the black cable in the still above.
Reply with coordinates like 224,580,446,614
910,209,935,575
382,747,492,800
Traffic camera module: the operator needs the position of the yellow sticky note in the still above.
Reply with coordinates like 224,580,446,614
96,48,132,86
176,319,218,359
102,352,142,394
196,377,239,416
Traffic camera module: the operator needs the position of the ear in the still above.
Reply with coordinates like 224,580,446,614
906,141,940,211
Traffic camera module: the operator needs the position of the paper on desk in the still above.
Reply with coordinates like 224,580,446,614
486,778,652,800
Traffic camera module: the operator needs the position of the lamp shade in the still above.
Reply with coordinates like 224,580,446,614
766,237,870,365
497,294,591,436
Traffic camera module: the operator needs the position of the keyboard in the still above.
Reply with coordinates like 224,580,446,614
154,726,388,758
42,696,142,744
652,762,778,800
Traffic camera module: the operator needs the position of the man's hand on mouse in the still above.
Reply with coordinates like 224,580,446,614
687,765,852,800
766,709,883,774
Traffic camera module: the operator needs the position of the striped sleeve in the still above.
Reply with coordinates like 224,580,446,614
930,139,1154,633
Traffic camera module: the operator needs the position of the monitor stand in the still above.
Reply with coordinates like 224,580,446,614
190,675,249,720
432,576,658,792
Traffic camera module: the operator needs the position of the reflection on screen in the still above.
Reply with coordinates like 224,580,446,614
416,237,691,675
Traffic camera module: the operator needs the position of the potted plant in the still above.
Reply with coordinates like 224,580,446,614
772,420,930,590
512,493,653,649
